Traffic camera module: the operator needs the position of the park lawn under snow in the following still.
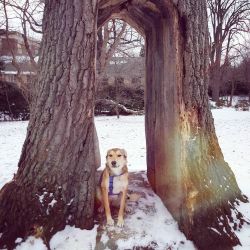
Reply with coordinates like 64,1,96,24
0,108,250,249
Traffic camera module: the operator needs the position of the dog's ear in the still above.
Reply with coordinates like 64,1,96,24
106,150,109,159
121,149,127,158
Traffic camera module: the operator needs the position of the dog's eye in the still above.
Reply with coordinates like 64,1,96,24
117,154,122,157
108,154,113,157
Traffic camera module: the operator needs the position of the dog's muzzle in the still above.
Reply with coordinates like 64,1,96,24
111,161,119,168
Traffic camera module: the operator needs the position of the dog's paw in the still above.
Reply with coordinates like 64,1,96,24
125,205,132,213
98,205,104,213
107,217,114,226
117,217,124,227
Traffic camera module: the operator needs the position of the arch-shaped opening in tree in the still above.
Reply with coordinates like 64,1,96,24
95,17,147,176
0,1,248,249
98,1,248,249
98,0,188,220
95,18,145,116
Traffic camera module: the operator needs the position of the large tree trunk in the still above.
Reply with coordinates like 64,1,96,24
144,1,248,249
210,67,221,103
0,1,100,249
98,1,248,249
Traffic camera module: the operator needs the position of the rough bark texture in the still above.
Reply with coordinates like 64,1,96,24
99,1,248,249
0,0,100,249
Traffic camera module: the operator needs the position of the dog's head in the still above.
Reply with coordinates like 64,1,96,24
106,148,127,170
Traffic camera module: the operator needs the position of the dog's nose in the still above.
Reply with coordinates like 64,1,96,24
111,161,116,166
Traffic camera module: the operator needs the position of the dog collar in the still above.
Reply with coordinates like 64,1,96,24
110,171,126,177
108,172,126,196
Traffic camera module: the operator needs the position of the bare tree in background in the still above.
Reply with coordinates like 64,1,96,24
97,18,144,84
207,0,250,102
96,18,145,115
0,0,43,36
97,19,127,83
3,0,249,105
0,4,145,110
218,40,250,106
240,42,250,101
0,0,43,102
220,58,240,106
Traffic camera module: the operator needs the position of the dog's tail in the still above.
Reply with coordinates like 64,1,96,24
127,193,141,202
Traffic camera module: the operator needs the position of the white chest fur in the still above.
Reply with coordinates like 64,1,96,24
111,175,128,195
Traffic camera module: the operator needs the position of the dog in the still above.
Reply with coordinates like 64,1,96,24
96,148,129,227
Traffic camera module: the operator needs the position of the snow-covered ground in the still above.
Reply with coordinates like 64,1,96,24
0,108,250,249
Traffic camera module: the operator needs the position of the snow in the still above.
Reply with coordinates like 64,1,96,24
0,113,27,121
114,172,195,249
212,108,250,250
212,109,250,196
0,70,35,75
95,115,146,171
13,226,98,250
15,238,22,244
0,121,27,188
50,225,98,250
208,227,222,235
14,237,47,250
37,192,47,205
48,198,57,208
0,108,250,249
0,55,31,63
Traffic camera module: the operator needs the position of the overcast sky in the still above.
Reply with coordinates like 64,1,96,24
0,0,43,40
1,1,249,58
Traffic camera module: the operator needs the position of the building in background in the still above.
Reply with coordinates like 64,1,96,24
0,29,39,57
0,29,39,89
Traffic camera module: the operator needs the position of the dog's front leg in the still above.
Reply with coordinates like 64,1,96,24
117,188,128,227
101,187,114,226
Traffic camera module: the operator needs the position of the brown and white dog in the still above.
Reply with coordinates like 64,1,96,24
96,148,128,227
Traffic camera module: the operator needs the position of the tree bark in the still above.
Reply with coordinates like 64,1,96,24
210,68,221,103
144,1,249,249
0,0,100,249
98,2,248,249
